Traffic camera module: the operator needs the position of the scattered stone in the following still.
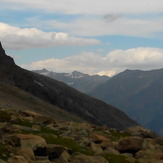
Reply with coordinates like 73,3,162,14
0,109,163,163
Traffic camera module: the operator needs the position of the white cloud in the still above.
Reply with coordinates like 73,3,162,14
1,0,163,15
22,47,163,76
47,16,163,37
1,0,163,38
0,22,99,49
2,0,163,38
97,71,117,77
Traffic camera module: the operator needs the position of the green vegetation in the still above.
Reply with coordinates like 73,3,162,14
0,143,11,160
0,110,11,122
14,119,58,135
42,134,94,155
13,118,34,127
40,125,58,135
103,154,133,163
110,130,129,141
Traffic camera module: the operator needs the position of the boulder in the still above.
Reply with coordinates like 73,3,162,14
142,138,156,150
71,153,108,163
91,133,108,144
46,144,68,161
8,156,28,163
137,158,163,163
15,134,46,150
89,142,103,154
116,137,144,154
154,137,163,146
60,150,71,162
100,139,114,149
136,148,163,160
0,160,7,163
16,147,35,162
104,147,120,155
125,126,157,138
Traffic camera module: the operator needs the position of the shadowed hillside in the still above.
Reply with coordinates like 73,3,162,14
90,69,163,135
0,42,137,130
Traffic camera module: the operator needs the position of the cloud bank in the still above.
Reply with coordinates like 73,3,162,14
45,14,163,37
1,0,163,38
22,47,163,76
0,22,99,49
1,0,163,15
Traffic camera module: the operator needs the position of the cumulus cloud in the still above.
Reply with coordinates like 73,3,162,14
0,22,99,49
1,0,163,15
22,47,163,76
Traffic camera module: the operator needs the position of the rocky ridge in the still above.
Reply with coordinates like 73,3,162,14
33,69,110,94
0,109,162,163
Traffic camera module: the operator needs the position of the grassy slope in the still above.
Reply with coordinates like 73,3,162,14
0,81,84,123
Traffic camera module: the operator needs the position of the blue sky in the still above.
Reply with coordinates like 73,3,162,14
1,0,163,76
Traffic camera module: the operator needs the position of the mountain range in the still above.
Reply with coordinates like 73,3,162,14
2,41,163,163
33,69,109,94
90,69,163,135
0,41,137,130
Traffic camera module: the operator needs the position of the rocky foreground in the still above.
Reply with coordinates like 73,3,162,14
0,109,162,163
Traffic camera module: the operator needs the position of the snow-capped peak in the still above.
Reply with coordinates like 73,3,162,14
66,71,88,78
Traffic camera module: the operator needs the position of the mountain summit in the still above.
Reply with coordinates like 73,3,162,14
33,69,110,93
0,42,5,55
0,42,15,65
0,42,138,129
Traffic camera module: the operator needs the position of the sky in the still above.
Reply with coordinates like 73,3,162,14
1,0,163,76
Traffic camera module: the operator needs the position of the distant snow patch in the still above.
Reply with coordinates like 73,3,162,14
85,110,95,118
67,82,74,85
40,72,49,76
34,80,44,87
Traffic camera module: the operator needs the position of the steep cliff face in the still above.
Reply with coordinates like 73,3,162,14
0,42,138,130
0,42,17,83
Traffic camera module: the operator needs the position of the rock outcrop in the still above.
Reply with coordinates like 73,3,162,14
0,109,162,163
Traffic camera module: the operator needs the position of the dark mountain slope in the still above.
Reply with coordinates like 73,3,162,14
90,69,163,135
0,81,84,122
0,42,137,129
33,69,109,94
